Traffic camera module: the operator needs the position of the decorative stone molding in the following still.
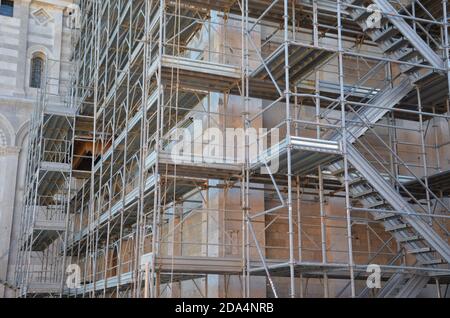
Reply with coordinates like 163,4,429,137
31,8,54,26
65,4,81,29
0,147,20,156
0,129,7,148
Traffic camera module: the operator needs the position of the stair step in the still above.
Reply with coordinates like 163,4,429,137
348,177,365,186
373,213,396,221
386,223,410,232
383,38,409,53
398,235,421,243
367,200,389,209
400,63,423,75
408,247,433,255
353,188,376,198
373,27,399,43
419,258,445,266
353,9,371,22
331,166,356,176
396,49,420,62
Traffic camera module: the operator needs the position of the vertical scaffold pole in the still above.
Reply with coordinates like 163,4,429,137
284,0,296,298
337,0,356,297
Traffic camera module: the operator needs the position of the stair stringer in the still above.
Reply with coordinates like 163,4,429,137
345,79,414,143
376,273,428,298
372,0,445,70
326,77,414,143
377,272,407,298
395,274,429,298
345,142,450,264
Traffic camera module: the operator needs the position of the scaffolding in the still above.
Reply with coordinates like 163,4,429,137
14,56,79,297
15,0,450,298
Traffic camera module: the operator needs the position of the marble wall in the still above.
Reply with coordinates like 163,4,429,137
0,0,73,298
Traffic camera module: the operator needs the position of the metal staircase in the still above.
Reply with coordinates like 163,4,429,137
326,0,450,298
376,272,430,298
326,78,414,143
331,143,450,262
328,142,449,297
321,76,449,297
325,0,447,145
346,0,445,80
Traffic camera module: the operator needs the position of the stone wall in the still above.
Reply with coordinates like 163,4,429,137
0,0,73,298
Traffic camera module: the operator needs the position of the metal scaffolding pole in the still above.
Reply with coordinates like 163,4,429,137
15,0,450,299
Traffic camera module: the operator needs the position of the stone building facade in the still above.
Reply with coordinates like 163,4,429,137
0,0,73,298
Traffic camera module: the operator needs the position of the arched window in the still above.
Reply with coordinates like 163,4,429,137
30,54,44,88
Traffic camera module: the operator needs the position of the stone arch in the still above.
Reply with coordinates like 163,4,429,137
27,45,54,61
0,114,15,147
15,120,30,148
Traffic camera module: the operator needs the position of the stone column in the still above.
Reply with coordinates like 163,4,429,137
0,146,20,298
15,0,32,96
49,5,65,96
